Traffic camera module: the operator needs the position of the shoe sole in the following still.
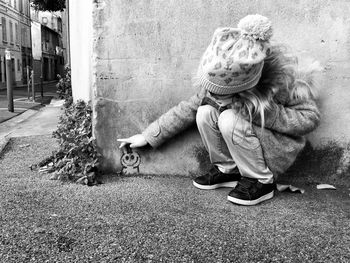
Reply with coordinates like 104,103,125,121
193,180,238,190
227,191,274,206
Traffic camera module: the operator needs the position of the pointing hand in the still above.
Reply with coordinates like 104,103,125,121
117,134,147,149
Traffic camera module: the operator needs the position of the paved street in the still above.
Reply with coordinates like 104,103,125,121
0,81,58,123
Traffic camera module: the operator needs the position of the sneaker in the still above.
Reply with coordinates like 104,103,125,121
193,166,241,190
227,177,275,206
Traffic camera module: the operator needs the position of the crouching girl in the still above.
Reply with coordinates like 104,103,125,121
118,14,320,206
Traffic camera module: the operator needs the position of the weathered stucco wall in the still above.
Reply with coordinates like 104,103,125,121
93,0,350,176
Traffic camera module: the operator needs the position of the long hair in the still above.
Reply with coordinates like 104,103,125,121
237,45,317,129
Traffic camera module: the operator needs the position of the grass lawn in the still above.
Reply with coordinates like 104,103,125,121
0,135,349,262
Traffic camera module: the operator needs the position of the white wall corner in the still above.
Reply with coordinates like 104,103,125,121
69,0,93,102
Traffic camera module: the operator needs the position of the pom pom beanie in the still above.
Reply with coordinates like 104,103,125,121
198,14,273,95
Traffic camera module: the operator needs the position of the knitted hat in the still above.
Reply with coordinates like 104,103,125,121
198,14,273,95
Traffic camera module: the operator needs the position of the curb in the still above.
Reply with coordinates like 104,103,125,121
0,109,42,155
0,136,10,155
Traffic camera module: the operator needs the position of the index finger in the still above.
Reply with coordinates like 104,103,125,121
117,138,130,142
119,142,128,149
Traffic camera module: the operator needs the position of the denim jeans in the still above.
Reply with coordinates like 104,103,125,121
196,105,274,184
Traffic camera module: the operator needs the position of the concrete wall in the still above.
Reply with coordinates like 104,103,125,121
92,0,350,176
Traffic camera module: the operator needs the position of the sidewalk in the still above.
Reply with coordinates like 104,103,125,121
0,99,64,154
0,81,58,123
0,96,54,123
0,134,349,262
0,80,58,91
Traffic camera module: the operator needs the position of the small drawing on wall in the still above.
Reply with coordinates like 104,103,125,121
120,144,141,175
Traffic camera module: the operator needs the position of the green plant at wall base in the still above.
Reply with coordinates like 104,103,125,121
56,66,73,108
50,100,101,185
35,67,100,185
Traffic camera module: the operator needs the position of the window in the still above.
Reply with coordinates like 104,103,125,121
21,27,24,44
17,59,20,71
19,0,23,13
0,58,2,82
27,1,30,16
2,18,7,42
58,18,62,32
9,21,13,44
22,27,27,45
45,29,49,42
15,23,19,45
3,56,5,82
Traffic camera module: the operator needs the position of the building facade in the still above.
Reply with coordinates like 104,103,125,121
30,9,64,83
0,0,31,87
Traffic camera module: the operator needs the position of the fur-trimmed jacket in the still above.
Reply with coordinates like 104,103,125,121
142,83,320,176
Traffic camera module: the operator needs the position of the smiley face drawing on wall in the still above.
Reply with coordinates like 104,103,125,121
120,144,141,175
